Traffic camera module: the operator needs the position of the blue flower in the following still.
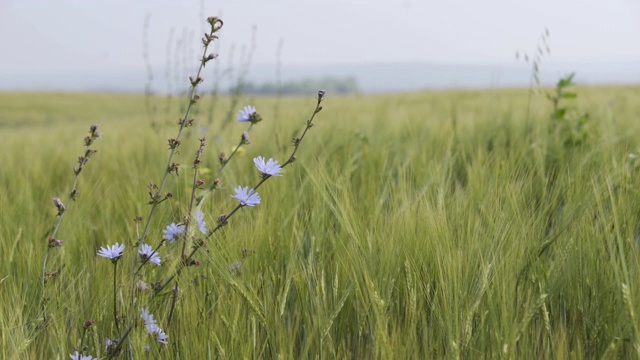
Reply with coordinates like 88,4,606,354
231,186,261,207
104,338,115,351
195,210,208,235
70,351,94,360
237,105,256,122
149,324,169,344
97,242,125,260
162,223,185,243
141,307,156,327
141,308,168,344
253,156,282,177
138,244,161,266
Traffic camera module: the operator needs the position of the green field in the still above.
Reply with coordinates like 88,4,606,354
2,86,640,359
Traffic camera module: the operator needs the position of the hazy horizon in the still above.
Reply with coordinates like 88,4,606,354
1,0,639,92
2,60,638,94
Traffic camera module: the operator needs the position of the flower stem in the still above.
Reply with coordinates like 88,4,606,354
217,124,254,179
167,138,207,327
111,18,224,359
197,123,254,207
40,128,99,324
128,20,220,314
166,284,180,327
79,327,87,352
160,92,324,297
282,95,324,168
110,86,324,359
113,261,120,336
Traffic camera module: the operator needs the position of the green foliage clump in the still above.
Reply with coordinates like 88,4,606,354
547,73,592,148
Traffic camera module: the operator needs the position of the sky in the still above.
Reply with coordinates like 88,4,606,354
1,0,639,91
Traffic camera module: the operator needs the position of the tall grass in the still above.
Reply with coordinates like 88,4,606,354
1,84,640,358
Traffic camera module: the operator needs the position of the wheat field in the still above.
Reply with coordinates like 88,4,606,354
1,86,640,358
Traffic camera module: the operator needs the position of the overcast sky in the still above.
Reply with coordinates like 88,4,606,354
1,0,639,84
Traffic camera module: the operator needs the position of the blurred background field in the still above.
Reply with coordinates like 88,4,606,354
2,86,640,358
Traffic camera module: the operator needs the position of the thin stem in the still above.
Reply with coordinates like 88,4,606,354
79,327,87,352
213,124,253,184
197,123,254,207
128,24,219,312
40,134,97,322
41,186,78,282
110,326,134,359
113,261,120,336
167,138,207,326
112,17,224,359
180,140,206,259
166,284,180,327
282,96,323,168
40,249,50,321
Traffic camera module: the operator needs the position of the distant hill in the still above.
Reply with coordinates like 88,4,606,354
1,62,638,94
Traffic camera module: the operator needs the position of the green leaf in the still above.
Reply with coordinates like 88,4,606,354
552,108,567,119
557,73,576,88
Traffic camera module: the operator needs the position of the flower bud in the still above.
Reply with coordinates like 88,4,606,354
168,138,181,149
241,131,250,145
48,238,63,248
83,320,95,329
189,76,204,87
189,258,201,267
168,162,180,175
151,280,163,291
207,17,223,32
89,124,102,139
211,178,222,190
249,112,262,124
53,197,65,214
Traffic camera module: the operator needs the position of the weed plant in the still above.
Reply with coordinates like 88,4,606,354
1,17,326,359
1,19,640,358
